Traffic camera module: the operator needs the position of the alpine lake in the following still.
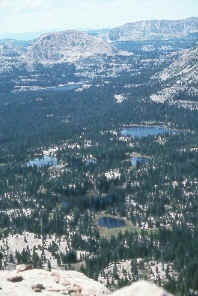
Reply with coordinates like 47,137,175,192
122,125,174,168
98,125,175,230
28,125,174,229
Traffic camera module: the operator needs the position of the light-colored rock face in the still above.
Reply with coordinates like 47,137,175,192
0,268,173,296
107,17,198,41
159,46,198,82
24,30,117,64
150,44,198,108
0,268,109,296
111,280,173,296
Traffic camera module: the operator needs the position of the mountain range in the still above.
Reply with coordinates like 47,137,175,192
0,17,198,108
1,17,198,65
104,17,198,41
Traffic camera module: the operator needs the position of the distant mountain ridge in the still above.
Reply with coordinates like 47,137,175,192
0,17,198,81
104,17,198,41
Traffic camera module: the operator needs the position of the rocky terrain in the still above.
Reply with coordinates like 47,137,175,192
24,31,117,64
150,43,198,108
0,265,172,296
105,17,198,41
0,30,118,73
1,17,198,73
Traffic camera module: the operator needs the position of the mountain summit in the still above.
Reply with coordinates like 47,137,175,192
24,30,117,64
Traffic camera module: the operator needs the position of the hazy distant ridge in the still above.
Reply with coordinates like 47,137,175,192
105,17,198,41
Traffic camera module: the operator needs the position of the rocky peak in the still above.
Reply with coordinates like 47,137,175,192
24,30,117,64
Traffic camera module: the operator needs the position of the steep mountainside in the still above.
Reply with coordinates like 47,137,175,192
150,44,198,108
24,30,117,64
105,17,198,41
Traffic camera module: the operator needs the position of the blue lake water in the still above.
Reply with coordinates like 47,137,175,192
98,217,126,228
61,201,69,209
85,159,97,165
121,126,171,138
131,157,149,166
27,156,57,168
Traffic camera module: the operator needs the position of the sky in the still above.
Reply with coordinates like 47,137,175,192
0,0,198,34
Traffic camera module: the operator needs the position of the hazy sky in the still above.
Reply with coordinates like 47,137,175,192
0,0,198,33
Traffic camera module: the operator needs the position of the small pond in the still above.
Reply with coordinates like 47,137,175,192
27,156,57,168
85,159,97,166
131,157,149,166
98,216,126,228
61,201,69,209
121,126,171,138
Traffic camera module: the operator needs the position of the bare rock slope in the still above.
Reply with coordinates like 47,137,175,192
0,268,109,296
150,44,198,108
24,30,117,64
0,266,173,296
